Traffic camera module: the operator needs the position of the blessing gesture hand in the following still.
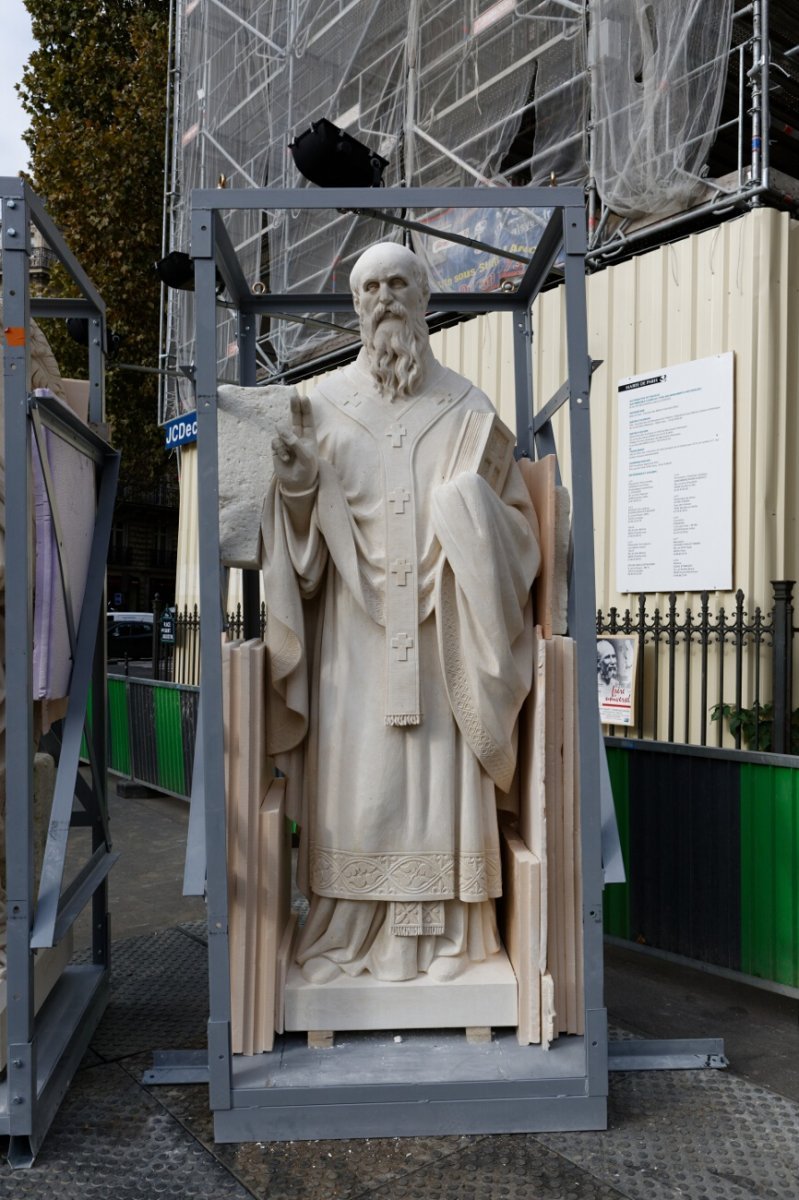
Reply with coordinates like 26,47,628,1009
271,395,319,493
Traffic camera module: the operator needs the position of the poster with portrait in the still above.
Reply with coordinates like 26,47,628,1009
597,635,638,726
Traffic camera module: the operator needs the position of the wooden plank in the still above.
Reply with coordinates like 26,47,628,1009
500,819,541,1045
225,638,289,1055
541,971,556,1050
308,1030,335,1050
561,637,578,1035
222,640,246,1053
254,777,292,1053
519,628,547,977
465,1027,492,1044
518,456,556,639
275,910,299,1036
571,642,585,1036
245,640,271,1052
545,636,565,1028
237,640,256,1053
517,457,571,639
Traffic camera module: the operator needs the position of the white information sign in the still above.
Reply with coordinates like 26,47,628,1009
616,353,733,593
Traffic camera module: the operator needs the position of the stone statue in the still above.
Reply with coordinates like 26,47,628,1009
262,242,540,985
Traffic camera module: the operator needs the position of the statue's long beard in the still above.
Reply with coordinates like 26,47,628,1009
361,303,430,400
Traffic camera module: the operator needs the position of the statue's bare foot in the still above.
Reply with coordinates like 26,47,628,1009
301,956,343,983
426,955,463,981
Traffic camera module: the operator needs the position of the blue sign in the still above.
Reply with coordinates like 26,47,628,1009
164,411,198,449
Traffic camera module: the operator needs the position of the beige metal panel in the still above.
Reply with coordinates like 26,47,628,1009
431,313,520,430
174,444,201,684
537,207,799,611
531,207,799,741
175,443,200,611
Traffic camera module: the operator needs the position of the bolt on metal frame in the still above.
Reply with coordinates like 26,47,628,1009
185,184,609,1139
0,178,119,1167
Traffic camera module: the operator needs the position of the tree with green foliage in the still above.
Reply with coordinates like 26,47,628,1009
18,0,171,486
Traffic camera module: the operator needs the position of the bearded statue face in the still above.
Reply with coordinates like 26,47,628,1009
350,243,431,400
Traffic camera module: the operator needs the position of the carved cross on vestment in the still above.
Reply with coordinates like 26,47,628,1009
388,487,411,515
390,558,412,586
391,632,414,661
386,423,407,448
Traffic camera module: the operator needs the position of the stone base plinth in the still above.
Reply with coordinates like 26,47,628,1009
284,948,518,1033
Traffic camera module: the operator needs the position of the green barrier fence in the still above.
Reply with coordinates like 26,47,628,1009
107,674,198,799
604,741,799,991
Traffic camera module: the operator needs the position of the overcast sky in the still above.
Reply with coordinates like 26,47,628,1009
0,2,35,177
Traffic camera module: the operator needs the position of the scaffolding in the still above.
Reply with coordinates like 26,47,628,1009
160,0,799,422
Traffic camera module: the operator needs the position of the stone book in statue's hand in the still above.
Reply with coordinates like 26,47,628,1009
444,409,516,495
217,383,298,568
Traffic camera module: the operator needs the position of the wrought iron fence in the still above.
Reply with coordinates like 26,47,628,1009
144,582,797,754
597,581,797,753
152,601,266,686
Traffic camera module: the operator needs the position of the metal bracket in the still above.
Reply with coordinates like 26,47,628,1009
143,1049,209,1086
608,1038,728,1071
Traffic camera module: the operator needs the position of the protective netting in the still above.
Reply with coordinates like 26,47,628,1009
163,0,735,418
262,0,570,367
590,0,735,218
165,0,275,416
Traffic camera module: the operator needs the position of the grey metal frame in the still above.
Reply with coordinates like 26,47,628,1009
188,184,606,1138
1,178,119,1167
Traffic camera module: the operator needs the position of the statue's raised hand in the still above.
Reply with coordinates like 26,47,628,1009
271,395,319,493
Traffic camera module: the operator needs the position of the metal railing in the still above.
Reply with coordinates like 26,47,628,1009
150,582,798,754
597,580,796,752
107,675,199,798
153,601,266,685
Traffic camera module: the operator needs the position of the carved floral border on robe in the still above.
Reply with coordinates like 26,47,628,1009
310,846,502,902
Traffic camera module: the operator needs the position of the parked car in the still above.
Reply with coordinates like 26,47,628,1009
107,612,153,662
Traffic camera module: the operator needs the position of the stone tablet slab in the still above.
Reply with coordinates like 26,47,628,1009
284,950,518,1032
217,383,298,569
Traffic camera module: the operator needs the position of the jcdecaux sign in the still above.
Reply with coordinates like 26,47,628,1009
164,411,198,449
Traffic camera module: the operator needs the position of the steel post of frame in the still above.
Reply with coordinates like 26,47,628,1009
192,204,233,1111
3,184,37,1137
237,298,261,639
561,203,608,1094
770,580,794,754
512,303,535,461
190,185,608,1137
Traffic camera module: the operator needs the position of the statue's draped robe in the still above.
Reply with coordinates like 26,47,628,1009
261,355,540,980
